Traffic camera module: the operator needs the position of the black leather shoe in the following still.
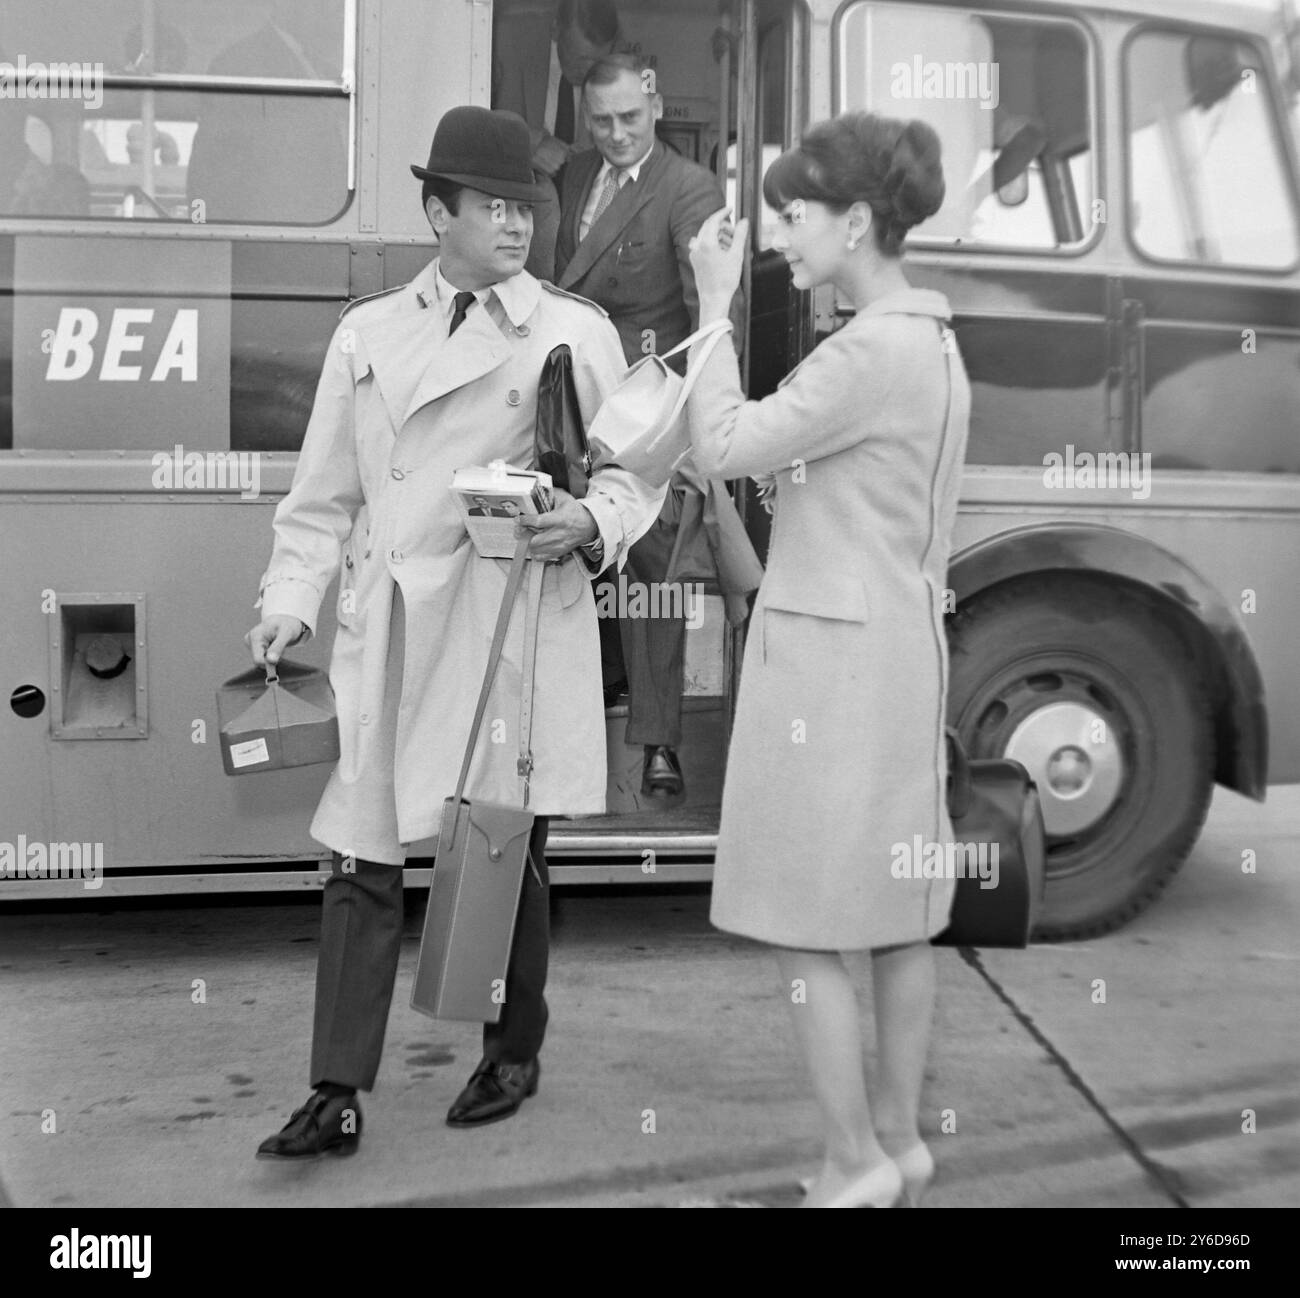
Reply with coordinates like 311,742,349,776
603,677,628,708
255,1090,362,1160
446,1057,539,1128
642,745,684,799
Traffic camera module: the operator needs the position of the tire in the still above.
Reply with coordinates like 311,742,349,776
947,575,1214,940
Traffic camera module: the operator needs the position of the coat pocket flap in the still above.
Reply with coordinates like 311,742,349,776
762,569,868,622
460,800,535,862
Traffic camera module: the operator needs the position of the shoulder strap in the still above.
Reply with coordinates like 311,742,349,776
451,533,533,808
659,318,734,429
517,556,545,809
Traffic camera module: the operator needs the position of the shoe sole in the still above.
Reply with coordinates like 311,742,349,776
255,1138,360,1162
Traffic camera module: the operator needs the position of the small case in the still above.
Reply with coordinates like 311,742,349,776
216,661,340,776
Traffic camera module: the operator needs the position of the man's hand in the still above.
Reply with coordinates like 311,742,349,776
246,615,306,668
516,495,598,562
532,134,571,178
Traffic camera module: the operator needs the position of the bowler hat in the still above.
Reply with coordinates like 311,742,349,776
411,107,551,202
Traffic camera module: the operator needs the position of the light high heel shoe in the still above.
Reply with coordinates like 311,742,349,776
818,1157,904,1209
892,1142,935,1207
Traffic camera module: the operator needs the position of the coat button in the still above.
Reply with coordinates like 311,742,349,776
506,389,521,406
360,712,370,724
490,847,502,860
391,467,405,480
515,324,530,337
389,548,403,563
607,276,617,287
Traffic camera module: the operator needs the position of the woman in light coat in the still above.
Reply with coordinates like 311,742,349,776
686,112,971,1208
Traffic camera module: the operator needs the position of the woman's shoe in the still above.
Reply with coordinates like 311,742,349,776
818,1157,904,1209
892,1142,935,1207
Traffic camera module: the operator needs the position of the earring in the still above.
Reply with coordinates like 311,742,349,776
846,236,860,251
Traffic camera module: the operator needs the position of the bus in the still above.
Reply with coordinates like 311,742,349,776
1,0,1297,941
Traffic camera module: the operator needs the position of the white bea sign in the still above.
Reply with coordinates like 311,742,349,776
45,307,199,382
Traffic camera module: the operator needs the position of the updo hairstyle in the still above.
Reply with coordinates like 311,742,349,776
762,112,945,256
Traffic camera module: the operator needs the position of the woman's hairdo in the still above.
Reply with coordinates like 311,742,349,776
762,112,946,256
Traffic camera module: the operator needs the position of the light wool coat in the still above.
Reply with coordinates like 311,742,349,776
258,260,662,863
685,288,971,950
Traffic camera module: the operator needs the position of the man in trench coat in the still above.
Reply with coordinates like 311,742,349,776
246,107,661,1158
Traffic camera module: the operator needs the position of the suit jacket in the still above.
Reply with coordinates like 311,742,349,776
258,260,664,844
554,141,733,367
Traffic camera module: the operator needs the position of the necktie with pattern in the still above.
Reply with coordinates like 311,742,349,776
448,290,477,336
585,167,625,238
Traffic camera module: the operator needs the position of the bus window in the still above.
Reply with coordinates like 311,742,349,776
837,2,1094,252
1125,30,1299,270
0,0,352,225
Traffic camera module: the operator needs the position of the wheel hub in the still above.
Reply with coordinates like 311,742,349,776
1003,702,1124,836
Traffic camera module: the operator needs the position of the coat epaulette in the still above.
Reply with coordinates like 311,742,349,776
539,281,609,317
338,283,406,321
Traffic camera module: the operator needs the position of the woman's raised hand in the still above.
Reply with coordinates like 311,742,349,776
689,207,750,310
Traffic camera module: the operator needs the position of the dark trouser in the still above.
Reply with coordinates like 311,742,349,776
310,816,551,1092
596,513,685,748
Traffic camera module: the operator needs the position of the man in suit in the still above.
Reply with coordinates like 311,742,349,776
555,52,754,802
247,107,661,1157
491,0,622,279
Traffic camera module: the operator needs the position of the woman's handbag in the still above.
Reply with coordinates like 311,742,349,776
534,344,589,498
410,534,544,1022
932,728,1048,948
587,319,735,488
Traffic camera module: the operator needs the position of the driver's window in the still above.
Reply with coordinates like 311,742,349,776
837,2,1095,253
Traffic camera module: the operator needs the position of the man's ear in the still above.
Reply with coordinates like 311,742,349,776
650,93,664,123
425,195,449,236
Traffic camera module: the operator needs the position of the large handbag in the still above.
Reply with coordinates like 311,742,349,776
410,534,545,1022
587,319,735,488
931,728,1048,948
534,343,589,498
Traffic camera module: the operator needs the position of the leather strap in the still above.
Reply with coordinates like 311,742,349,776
451,533,534,808
517,556,545,808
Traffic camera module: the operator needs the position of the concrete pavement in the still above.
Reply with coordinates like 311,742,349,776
0,785,1295,1208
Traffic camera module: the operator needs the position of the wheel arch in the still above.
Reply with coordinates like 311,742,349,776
947,523,1267,800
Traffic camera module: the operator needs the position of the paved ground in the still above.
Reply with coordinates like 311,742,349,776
0,785,1296,1208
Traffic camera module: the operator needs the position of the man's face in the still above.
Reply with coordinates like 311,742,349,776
555,21,612,85
584,69,661,169
428,186,533,287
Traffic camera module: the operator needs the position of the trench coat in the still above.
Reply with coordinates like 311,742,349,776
684,289,972,950
257,260,663,863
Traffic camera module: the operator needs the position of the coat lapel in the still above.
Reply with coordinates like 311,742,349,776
558,143,663,292
358,269,512,429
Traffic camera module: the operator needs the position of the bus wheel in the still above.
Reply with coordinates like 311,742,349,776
946,576,1214,941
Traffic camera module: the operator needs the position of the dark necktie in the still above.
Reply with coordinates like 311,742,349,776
554,75,575,144
448,290,476,336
